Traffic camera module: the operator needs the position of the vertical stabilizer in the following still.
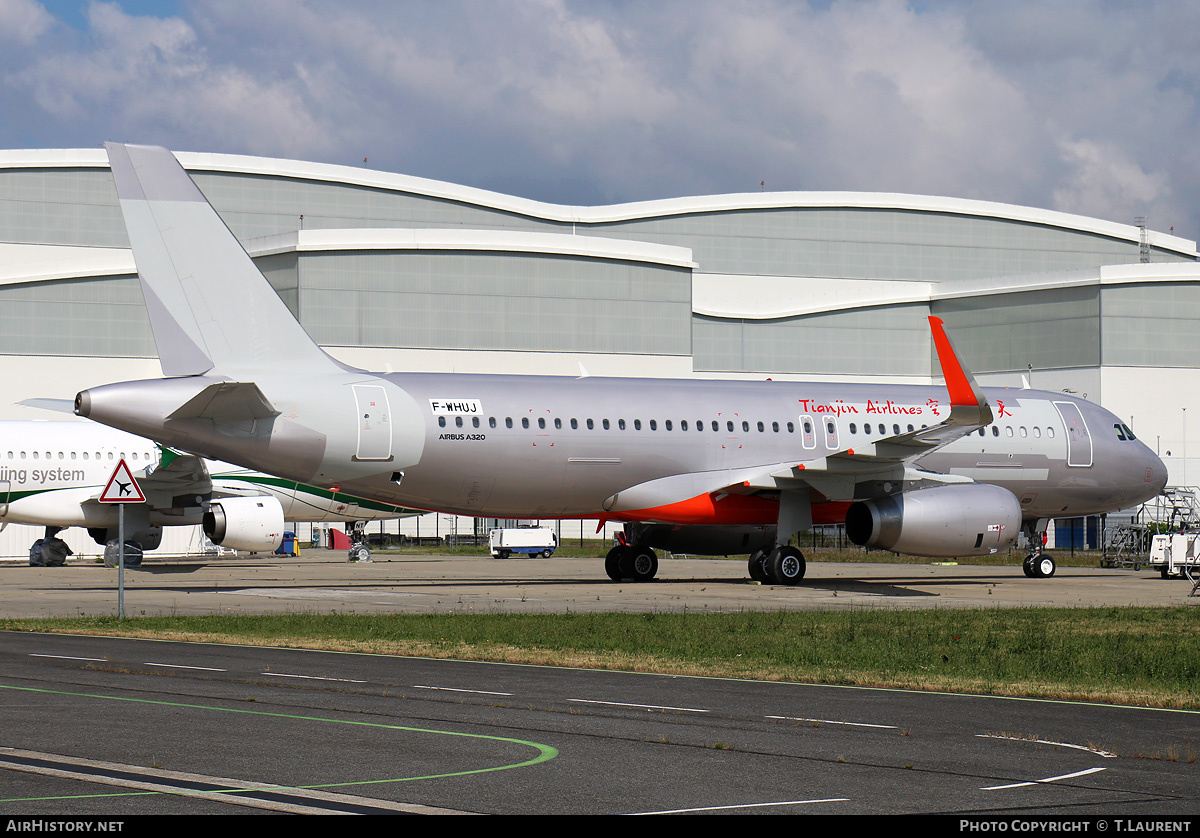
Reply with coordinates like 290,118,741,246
106,142,340,377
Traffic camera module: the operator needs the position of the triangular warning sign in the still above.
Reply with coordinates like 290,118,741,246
99,459,146,503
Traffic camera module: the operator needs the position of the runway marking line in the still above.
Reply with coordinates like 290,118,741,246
261,672,368,683
30,654,106,662
982,766,1107,790
568,698,708,713
976,733,1117,758
767,714,897,729
145,662,226,672
629,798,850,814
0,682,558,805
414,685,514,696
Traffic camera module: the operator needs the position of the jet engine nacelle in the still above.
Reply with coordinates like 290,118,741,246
202,496,285,552
845,483,1020,558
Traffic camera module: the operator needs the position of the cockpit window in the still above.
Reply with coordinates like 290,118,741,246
1114,423,1126,441
1122,423,1136,440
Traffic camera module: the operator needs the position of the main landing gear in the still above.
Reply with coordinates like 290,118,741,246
605,543,659,582
748,546,806,586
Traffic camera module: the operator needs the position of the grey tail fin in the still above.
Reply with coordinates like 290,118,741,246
105,142,341,377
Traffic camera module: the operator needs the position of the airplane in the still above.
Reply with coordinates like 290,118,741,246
71,143,1169,584
0,419,416,564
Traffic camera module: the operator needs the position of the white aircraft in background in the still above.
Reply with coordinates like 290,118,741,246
73,144,1168,584
0,419,415,563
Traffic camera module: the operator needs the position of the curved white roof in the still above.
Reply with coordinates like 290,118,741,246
1,148,1194,257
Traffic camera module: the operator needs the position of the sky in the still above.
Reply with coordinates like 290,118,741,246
2,0,1199,239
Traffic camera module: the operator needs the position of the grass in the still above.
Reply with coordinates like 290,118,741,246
4,606,1198,709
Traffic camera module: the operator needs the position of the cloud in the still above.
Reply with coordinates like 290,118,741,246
2,0,1199,238
0,0,53,45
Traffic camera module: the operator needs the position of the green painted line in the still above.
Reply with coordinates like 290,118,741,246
0,682,557,804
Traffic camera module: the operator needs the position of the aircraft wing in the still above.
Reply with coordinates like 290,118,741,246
75,447,216,513
734,315,992,500
605,316,992,514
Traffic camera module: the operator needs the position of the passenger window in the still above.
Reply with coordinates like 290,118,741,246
489,417,497,428
603,419,610,430
473,417,480,428
665,420,672,430
1033,427,1041,438
618,419,626,430
849,423,857,434
571,418,578,429
522,418,530,429
992,426,999,437
758,421,765,432
537,418,545,429
681,420,688,431
555,418,562,429
712,421,719,432
772,421,779,432
455,416,463,428
1019,426,1027,438
787,422,794,433
587,419,594,429
439,416,446,427
506,417,513,428
634,419,642,430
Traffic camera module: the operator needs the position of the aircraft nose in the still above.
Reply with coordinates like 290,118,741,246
1149,449,1169,496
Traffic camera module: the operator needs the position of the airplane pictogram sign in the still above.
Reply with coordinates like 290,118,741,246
99,459,146,504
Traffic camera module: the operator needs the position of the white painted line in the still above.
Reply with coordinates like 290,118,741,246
767,714,897,729
568,699,708,713
413,685,513,696
261,672,367,683
976,733,1117,758
145,662,226,672
630,798,850,814
982,766,1107,790
30,654,106,662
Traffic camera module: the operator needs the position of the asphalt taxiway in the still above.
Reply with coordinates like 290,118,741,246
0,549,1195,618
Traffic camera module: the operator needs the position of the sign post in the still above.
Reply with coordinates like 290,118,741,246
98,459,146,619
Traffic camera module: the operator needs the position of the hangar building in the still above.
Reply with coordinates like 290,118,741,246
1,148,1196,555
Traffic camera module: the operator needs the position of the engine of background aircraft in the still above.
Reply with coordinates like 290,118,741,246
202,495,286,552
844,483,1021,557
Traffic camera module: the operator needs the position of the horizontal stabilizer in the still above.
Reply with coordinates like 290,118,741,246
17,398,75,414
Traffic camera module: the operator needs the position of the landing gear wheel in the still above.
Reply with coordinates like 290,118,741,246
348,544,372,563
767,546,806,586
1022,554,1037,578
748,549,770,582
605,546,625,581
1034,553,1055,578
628,547,658,581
